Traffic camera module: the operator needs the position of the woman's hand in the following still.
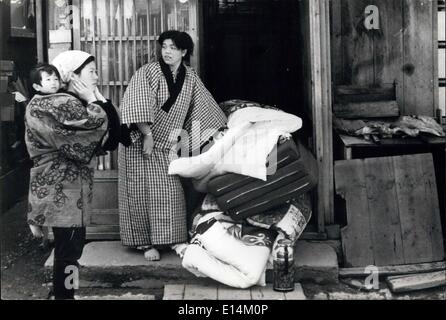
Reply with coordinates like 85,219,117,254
142,133,154,159
94,87,107,103
71,76,96,103
29,225,44,238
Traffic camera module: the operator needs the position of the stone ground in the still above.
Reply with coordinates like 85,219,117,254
1,197,445,300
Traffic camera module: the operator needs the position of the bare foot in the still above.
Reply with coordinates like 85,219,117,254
143,247,160,261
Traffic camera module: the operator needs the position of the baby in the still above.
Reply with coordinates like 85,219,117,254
29,63,61,95
27,63,62,238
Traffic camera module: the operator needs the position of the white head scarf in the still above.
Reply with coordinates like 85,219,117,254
51,50,94,86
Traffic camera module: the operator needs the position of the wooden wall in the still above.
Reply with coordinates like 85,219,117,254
331,0,438,116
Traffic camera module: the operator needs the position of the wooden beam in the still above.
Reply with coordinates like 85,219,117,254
36,0,44,62
308,0,333,230
322,0,334,225
333,100,400,119
386,271,446,293
339,261,446,278
403,0,436,116
72,0,81,50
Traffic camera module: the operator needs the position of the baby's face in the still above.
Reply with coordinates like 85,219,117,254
36,71,60,94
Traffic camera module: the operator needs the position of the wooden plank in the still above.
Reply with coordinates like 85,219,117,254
92,178,118,209
132,0,137,73
105,0,111,100
83,233,120,240
322,0,334,226
308,0,332,232
333,100,400,119
48,225,121,241
183,284,218,300
330,0,343,84
90,0,97,57
36,0,44,62
119,0,125,103
250,284,286,300
111,0,119,106
403,0,436,116
94,169,118,180
90,212,119,225
364,157,404,266
386,271,446,293
372,0,403,94
335,84,396,96
393,154,441,264
97,16,104,98
91,209,119,215
217,285,252,300
418,154,445,261
336,93,397,104
340,261,446,277
335,159,374,267
163,284,185,300
284,284,307,300
147,0,152,63
140,18,144,65
433,0,439,114
335,85,396,104
379,0,400,87
341,0,375,85
338,134,375,147
73,0,81,50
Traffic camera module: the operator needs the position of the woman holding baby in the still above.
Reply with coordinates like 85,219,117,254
25,50,121,299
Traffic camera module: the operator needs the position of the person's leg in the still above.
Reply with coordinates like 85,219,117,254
52,227,86,300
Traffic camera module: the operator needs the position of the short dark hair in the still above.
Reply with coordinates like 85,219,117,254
158,30,194,62
29,63,61,86
73,56,95,74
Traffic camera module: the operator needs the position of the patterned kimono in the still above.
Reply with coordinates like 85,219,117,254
119,62,227,247
25,93,108,227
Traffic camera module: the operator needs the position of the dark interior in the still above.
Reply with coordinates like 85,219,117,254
202,0,304,119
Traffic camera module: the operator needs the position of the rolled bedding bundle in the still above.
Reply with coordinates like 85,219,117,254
182,217,276,289
207,138,318,221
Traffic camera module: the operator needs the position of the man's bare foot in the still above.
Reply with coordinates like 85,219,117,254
143,247,160,261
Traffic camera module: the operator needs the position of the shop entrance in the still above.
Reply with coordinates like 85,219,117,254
202,0,304,117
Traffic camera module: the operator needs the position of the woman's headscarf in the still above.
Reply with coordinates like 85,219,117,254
51,50,94,86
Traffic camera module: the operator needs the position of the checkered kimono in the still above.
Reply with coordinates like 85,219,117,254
119,62,227,247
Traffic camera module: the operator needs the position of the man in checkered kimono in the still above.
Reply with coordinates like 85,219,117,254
119,31,227,261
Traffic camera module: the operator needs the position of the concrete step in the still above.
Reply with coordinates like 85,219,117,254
44,240,339,286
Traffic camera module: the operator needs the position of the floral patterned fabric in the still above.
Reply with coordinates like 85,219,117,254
25,93,108,227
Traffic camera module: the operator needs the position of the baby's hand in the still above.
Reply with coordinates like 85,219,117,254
29,225,44,238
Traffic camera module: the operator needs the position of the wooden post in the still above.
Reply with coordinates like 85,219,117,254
73,0,81,50
36,0,44,62
308,0,334,231
189,0,200,72
132,0,137,73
